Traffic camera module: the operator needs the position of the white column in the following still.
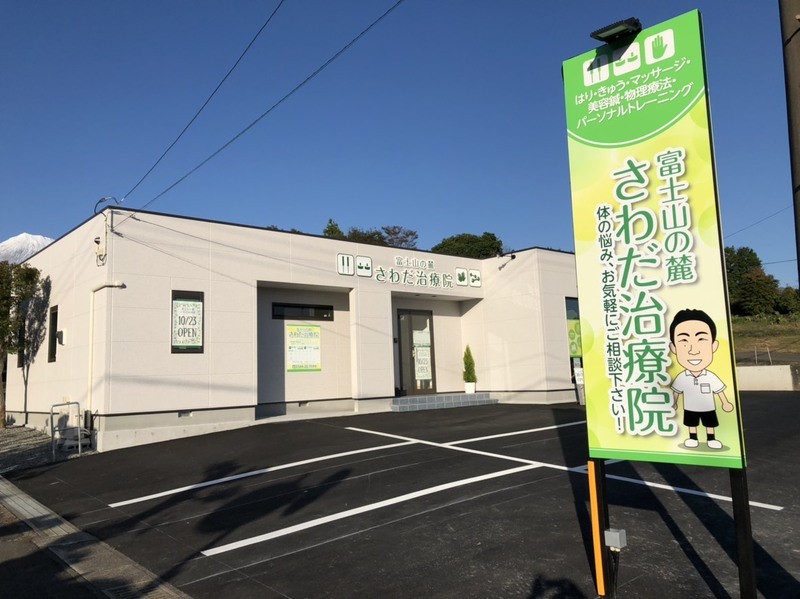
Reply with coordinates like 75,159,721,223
349,287,394,399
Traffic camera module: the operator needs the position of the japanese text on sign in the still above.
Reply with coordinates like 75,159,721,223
598,147,697,437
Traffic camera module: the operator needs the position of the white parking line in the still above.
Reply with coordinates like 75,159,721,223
199,424,783,557
109,422,585,509
603,474,783,511
347,427,783,511
111,417,782,536
345,427,546,467
109,441,415,508
445,421,586,446
201,463,540,557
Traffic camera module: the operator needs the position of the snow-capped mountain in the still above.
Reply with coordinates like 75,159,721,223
0,233,53,264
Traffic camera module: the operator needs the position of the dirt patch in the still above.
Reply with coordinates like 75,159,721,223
0,426,94,475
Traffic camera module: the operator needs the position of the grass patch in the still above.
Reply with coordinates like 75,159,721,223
731,315,800,362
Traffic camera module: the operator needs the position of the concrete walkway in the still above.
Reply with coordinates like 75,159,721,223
0,425,188,599
0,474,190,599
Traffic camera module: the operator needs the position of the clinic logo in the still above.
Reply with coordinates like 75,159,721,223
583,29,675,86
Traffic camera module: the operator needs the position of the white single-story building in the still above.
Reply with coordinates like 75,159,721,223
5,209,579,451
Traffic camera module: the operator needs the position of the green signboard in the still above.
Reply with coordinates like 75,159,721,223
564,11,745,468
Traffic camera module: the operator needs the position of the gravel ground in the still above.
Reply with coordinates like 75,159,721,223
0,426,95,475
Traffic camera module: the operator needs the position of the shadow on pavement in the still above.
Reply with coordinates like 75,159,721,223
653,462,800,598
528,573,589,599
86,459,352,587
549,404,593,598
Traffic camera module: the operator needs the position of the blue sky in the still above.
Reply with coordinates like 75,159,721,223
2,1,795,284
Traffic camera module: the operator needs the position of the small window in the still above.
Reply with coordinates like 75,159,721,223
565,297,580,320
272,303,333,321
47,306,59,362
16,323,25,368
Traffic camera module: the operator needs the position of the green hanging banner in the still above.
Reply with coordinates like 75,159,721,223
563,10,745,468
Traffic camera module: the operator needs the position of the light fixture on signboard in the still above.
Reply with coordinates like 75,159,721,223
590,17,642,43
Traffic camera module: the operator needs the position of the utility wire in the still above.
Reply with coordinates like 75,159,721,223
116,0,406,229
121,0,286,203
725,205,791,238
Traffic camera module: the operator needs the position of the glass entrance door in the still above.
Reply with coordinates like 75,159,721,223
397,310,436,395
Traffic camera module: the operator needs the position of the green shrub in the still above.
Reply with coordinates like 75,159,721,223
463,345,477,383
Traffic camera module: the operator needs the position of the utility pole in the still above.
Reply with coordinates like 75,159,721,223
779,0,800,286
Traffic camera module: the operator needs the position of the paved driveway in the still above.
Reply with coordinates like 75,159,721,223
8,395,800,598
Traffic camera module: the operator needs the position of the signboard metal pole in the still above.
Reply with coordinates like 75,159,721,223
729,467,756,598
587,458,612,598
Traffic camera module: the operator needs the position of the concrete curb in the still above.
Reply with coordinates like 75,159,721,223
0,476,191,599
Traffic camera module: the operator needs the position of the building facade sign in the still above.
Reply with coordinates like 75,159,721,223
336,253,481,289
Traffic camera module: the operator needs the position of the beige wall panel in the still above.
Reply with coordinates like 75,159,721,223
110,374,210,412
208,373,257,408
111,306,166,342
209,342,254,374
207,311,253,344
208,280,255,313
350,288,393,399
110,342,210,376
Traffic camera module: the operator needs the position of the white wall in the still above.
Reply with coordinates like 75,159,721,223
6,215,111,425
6,209,580,446
464,249,578,395
7,210,489,420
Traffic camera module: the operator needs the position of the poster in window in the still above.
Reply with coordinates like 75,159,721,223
172,291,204,353
414,346,432,381
287,324,321,372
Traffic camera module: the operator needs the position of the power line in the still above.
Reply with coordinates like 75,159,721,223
725,205,791,238
121,0,286,203
117,0,407,228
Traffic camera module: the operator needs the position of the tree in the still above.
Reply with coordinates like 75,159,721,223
322,219,346,240
345,227,387,246
431,232,504,259
738,268,780,316
0,262,42,427
724,246,762,310
724,246,781,315
323,219,386,245
18,277,50,423
775,286,800,315
322,219,420,248
381,225,418,249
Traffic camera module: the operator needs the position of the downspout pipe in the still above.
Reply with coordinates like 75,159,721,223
87,281,125,418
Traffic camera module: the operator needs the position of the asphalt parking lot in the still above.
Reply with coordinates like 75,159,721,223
6,393,800,598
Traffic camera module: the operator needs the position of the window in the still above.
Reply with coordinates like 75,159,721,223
272,303,333,321
565,298,582,360
565,297,580,320
47,306,58,362
16,323,24,368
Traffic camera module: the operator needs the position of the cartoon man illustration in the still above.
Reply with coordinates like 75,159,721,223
668,309,734,450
